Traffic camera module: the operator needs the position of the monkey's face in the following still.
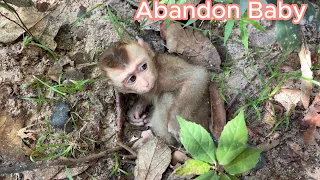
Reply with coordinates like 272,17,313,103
106,43,157,94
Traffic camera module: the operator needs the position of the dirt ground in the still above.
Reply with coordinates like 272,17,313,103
0,0,319,179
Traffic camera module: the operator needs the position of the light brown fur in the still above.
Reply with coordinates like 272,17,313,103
99,40,210,146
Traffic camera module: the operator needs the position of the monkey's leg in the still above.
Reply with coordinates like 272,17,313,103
148,93,180,146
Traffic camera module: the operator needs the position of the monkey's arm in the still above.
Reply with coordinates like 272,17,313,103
167,65,210,136
128,96,151,126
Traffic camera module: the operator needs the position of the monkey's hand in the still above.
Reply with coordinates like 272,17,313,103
128,103,148,126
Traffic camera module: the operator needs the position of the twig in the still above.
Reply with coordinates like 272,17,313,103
0,12,27,32
115,88,125,141
0,146,123,175
3,0,34,38
116,141,137,156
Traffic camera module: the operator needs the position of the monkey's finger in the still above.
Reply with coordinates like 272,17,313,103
134,112,142,119
130,121,145,126
130,117,144,123
141,114,146,119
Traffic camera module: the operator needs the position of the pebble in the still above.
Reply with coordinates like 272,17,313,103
51,101,73,133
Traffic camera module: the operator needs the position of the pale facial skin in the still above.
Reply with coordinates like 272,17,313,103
104,42,157,94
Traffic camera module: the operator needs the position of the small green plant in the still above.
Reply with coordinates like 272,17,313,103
65,166,74,180
224,12,265,53
22,75,97,111
72,3,104,25
22,36,58,63
30,119,75,162
174,111,263,179
109,153,130,177
106,5,136,39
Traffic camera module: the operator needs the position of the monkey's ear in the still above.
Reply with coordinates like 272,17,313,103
137,39,155,57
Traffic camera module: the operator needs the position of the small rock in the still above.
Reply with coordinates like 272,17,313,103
77,5,92,18
48,64,63,82
36,2,50,12
70,53,89,67
63,68,84,82
51,102,73,133
58,56,74,67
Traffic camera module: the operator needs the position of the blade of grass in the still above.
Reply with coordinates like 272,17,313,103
30,42,58,63
33,76,66,96
72,3,104,25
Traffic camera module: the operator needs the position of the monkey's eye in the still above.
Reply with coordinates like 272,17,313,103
139,63,148,72
127,76,136,84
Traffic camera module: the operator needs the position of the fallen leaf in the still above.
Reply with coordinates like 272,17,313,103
17,127,36,140
134,138,171,180
301,100,320,145
299,43,313,109
0,112,26,159
257,139,280,151
0,7,45,43
55,166,89,179
287,141,309,161
262,101,285,126
209,82,226,138
162,23,221,70
274,88,301,112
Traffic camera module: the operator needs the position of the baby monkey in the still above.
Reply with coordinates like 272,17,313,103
99,39,211,146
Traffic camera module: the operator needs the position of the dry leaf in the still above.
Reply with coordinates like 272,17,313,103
302,100,320,145
209,82,226,138
17,127,36,140
0,7,45,43
274,88,302,112
257,139,280,151
262,101,285,126
162,23,221,70
0,112,26,159
287,141,309,161
299,43,313,109
134,138,171,180
55,166,89,179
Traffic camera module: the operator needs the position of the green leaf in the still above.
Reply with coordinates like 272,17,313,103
195,170,218,180
183,19,198,28
160,0,169,4
22,36,33,47
220,173,239,180
233,0,247,15
65,167,73,180
224,19,235,44
239,20,248,53
177,116,216,164
242,19,265,32
318,9,320,31
301,1,315,24
224,147,263,175
177,0,187,4
214,0,233,3
173,159,210,176
168,0,176,5
30,42,58,63
220,173,231,180
216,111,247,166
276,20,300,56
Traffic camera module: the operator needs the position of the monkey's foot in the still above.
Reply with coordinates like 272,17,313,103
132,130,154,150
